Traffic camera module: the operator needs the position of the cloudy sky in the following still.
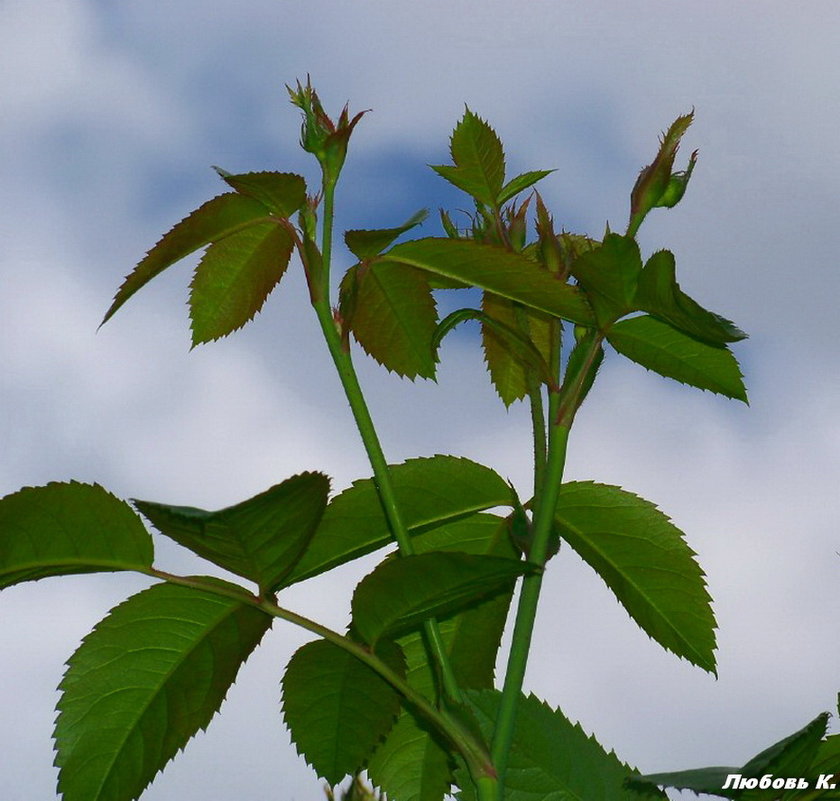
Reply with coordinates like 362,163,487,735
2,2,839,799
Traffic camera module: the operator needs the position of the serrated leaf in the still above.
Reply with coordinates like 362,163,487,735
345,209,429,261
54,581,271,801
341,260,438,379
352,551,532,647
189,221,294,345
102,193,273,326
498,170,555,206
0,482,153,589
555,481,717,673
282,639,404,785
214,169,307,216
431,109,506,207
285,455,515,586
607,314,748,402
385,238,594,326
635,249,746,345
133,472,329,594
458,690,660,801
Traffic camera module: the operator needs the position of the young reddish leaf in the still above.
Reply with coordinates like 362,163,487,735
281,639,404,785
0,482,153,589
133,472,329,594
214,169,307,217
385,238,595,326
555,481,717,673
284,455,515,587
344,208,429,261
189,221,294,345
102,193,273,326
431,108,506,207
54,581,271,801
341,260,438,379
351,551,532,647
607,314,748,402
497,169,555,206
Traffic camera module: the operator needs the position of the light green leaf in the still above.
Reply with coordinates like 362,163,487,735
352,551,532,647
213,169,307,216
281,639,404,785
555,481,717,673
102,193,272,326
54,581,272,801
457,690,659,801
498,170,555,206
0,482,153,589
133,472,329,594
385,238,594,326
285,455,515,586
344,209,429,261
340,260,438,379
607,314,748,402
189,221,294,345
431,108,506,207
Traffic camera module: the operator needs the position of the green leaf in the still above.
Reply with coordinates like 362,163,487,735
189,221,295,345
385,238,594,326
102,193,273,326
555,481,717,673
285,455,515,586
213,169,307,217
635,249,747,345
345,209,429,261
431,108,506,207
497,170,555,206
282,639,405,784
133,472,329,594
0,482,153,589
340,260,438,379
352,551,532,647
607,314,748,402
458,690,659,801
54,581,271,801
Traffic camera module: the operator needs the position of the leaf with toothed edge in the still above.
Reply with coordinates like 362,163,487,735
213,168,307,217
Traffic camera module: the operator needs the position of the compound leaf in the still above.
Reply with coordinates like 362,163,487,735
133,472,329,594
555,481,716,673
607,314,747,402
0,481,153,589
54,581,272,801
214,169,307,216
282,639,404,785
344,209,429,261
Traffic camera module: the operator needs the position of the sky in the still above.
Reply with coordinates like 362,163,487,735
1,1,839,799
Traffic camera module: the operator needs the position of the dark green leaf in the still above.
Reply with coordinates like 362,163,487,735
352,551,532,647
635,249,747,344
214,169,307,217
0,482,153,589
102,193,272,326
431,109,506,207
555,481,717,673
54,581,271,801
341,260,438,379
498,170,555,206
282,639,404,784
134,472,329,594
607,314,748,402
345,209,429,261
385,238,594,326
285,455,515,586
458,690,660,801
189,221,294,345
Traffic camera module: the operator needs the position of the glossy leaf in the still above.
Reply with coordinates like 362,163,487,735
352,551,531,647
344,209,429,261
189,221,295,345
385,238,594,325
285,455,515,586
607,314,748,401
134,472,329,594
102,193,272,326
458,690,659,801
54,581,272,801
0,482,153,589
281,639,404,784
555,481,717,673
213,169,307,216
498,170,555,206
